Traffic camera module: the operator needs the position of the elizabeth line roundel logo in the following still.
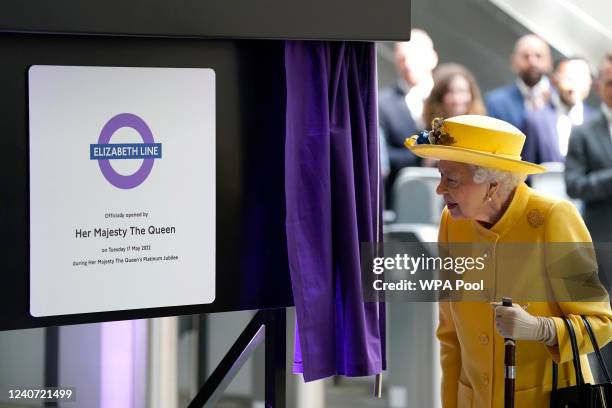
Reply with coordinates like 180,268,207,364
89,113,162,189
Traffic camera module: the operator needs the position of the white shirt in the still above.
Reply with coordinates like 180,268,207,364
400,78,433,130
556,98,585,157
556,99,585,126
516,76,551,111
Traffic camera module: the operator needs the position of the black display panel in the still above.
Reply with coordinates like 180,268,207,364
0,0,411,41
0,33,293,330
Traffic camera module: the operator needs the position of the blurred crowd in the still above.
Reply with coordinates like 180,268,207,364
379,29,612,243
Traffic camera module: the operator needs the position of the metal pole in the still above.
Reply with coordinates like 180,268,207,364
44,326,59,408
264,308,287,407
373,373,382,398
188,312,266,408
188,308,287,408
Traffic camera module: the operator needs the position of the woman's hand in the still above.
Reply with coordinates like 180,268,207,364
491,303,558,346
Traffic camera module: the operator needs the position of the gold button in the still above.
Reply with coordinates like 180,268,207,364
479,333,489,345
482,373,489,385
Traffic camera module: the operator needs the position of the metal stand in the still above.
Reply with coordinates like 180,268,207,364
44,326,59,408
188,308,286,408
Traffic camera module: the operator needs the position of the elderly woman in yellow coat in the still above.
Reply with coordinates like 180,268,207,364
404,115,612,408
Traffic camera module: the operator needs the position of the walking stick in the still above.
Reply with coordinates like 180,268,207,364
502,297,515,408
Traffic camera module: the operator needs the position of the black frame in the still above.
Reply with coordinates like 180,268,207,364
0,33,293,330
0,0,410,331
0,0,410,41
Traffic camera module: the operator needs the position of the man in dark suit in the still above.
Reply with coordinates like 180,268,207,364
523,57,594,164
566,54,612,242
379,29,438,190
566,54,612,287
485,34,553,131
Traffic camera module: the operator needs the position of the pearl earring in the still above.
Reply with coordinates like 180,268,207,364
487,197,492,202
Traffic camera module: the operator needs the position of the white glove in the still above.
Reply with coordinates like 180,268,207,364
491,303,558,346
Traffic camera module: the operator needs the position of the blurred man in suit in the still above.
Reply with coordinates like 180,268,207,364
485,34,553,131
523,57,594,164
566,55,612,364
566,54,612,242
379,29,438,194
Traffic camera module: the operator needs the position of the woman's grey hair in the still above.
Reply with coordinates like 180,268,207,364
468,165,527,196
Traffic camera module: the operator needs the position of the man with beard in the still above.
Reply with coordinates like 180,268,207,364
522,57,594,164
485,34,553,131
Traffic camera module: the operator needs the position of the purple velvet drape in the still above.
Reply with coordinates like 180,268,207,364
285,41,386,382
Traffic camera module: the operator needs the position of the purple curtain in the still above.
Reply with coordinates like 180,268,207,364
285,40,386,382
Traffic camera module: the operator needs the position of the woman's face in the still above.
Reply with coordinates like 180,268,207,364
436,161,489,220
442,75,472,117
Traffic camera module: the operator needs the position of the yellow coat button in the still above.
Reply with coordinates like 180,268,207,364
479,334,489,345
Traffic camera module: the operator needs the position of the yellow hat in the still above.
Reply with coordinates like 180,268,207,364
404,115,546,174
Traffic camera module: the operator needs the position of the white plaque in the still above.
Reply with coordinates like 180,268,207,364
28,65,216,316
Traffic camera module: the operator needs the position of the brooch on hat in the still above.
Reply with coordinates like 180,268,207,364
405,117,456,147
527,209,544,228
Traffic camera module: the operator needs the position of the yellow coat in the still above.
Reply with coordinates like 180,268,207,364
437,182,612,408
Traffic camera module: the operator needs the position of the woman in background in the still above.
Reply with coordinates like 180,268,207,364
423,63,486,126
421,63,486,167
